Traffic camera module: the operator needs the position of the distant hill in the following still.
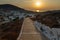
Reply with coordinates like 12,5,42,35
0,4,24,10
0,4,35,13
0,4,32,13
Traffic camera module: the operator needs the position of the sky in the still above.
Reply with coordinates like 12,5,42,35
0,0,60,12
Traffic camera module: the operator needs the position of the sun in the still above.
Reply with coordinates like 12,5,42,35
33,1,42,12
35,1,41,7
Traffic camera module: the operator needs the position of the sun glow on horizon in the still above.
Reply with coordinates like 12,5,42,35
36,10,40,12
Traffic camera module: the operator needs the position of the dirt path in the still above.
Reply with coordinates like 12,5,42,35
17,18,43,40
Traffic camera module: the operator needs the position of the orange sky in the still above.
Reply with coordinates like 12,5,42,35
0,0,60,12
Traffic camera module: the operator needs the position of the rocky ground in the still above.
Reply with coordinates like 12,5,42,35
0,18,24,40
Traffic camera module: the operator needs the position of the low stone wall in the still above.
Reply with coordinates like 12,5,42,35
34,21,58,40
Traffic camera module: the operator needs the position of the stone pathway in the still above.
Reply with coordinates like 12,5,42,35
17,18,43,40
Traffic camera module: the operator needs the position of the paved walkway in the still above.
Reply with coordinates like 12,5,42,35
17,18,43,40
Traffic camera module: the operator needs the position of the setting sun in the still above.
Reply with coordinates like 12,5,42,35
35,1,41,7
34,1,42,12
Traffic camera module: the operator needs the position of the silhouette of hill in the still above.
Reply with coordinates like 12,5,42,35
0,4,25,10
0,4,28,13
0,4,36,13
